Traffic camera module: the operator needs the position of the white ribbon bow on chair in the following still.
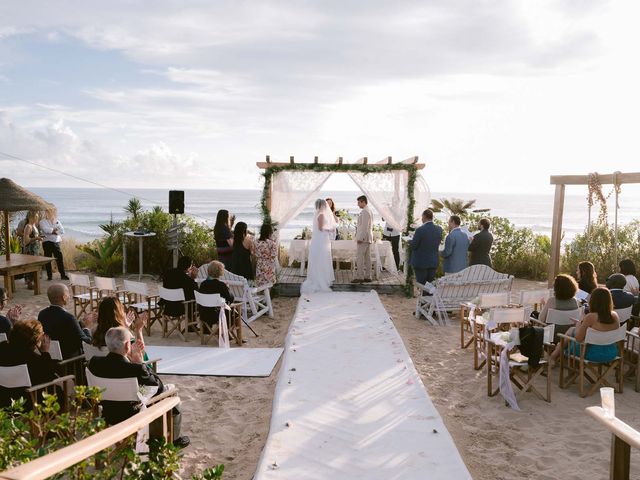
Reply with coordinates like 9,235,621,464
218,303,231,349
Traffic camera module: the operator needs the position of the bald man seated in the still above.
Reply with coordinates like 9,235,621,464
38,283,94,359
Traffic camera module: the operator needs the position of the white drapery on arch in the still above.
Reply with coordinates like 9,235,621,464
347,171,431,231
270,171,332,228
270,169,431,231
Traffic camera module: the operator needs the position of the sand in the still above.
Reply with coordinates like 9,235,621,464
5,277,640,479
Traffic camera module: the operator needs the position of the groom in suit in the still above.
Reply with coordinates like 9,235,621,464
409,209,443,285
352,195,373,283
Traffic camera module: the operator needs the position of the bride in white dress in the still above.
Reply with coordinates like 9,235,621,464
300,199,337,294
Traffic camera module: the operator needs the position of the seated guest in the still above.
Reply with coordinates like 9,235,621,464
550,288,620,364
576,261,598,295
92,297,146,359
88,327,190,448
255,223,278,287
0,319,58,408
0,288,12,337
38,284,94,359
539,274,580,339
198,261,234,327
231,222,255,280
214,209,234,269
161,256,198,317
605,273,635,310
619,259,639,296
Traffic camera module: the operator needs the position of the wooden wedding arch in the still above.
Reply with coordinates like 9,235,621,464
548,171,640,286
256,155,425,295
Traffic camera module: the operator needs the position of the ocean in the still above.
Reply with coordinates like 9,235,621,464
23,187,640,245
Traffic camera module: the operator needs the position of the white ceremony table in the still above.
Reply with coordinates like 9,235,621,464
288,239,397,277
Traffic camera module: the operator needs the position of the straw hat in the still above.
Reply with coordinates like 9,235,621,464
0,178,54,212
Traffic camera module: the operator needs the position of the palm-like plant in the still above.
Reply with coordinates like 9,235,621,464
430,198,489,218
125,198,143,221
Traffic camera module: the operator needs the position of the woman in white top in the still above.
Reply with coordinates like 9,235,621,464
619,259,639,296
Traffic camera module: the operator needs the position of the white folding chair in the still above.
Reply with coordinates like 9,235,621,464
545,308,582,341
559,326,627,397
0,364,74,410
519,289,552,311
194,291,239,346
615,306,633,326
0,333,6,343
624,329,640,392
124,279,160,336
83,343,108,361
222,270,272,333
461,292,510,350
49,340,63,361
158,286,195,341
68,272,98,320
474,306,526,371
94,276,127,302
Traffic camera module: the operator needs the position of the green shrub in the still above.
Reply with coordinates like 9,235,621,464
466,213,550,281
0,386,224,479
562,220,640,280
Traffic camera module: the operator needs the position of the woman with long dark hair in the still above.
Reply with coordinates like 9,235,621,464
255,223,278,287
231,221,254,279
619,258,639,295
576,261,597,294
550,287,620,363
92,297,147,360
214,209,234,268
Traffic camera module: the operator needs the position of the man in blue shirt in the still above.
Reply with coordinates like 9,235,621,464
441,215,470,274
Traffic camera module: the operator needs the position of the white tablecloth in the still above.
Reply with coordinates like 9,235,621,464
288,239,397,275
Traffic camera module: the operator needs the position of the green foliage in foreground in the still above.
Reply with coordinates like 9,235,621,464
0,386,224,479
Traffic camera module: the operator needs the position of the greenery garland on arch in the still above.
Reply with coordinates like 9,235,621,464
259,162,419,296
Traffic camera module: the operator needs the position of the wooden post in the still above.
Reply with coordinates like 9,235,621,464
548,184,565,286
265,177,272,217
3,210,10,261
610,434,631,480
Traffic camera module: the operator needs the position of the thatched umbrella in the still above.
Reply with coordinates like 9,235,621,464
0,178,54,261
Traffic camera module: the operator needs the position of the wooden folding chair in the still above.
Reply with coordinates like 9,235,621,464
85,368,178,446
473,304,524,371
68,273,98,321
94,276,128,303
487,325,554,403
460,292,510,350
124,280,160,336
193,291,242,346
615,306,633,327
559,326,627,397
49,340,86,385
158,286,195,341
519,288,552,318
624,328,640,392
0,364,75,411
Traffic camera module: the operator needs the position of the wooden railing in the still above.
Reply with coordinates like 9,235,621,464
0,396,180,480
585,406,640,480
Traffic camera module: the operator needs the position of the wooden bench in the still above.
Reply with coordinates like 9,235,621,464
416,265,513,326
0,254,54,298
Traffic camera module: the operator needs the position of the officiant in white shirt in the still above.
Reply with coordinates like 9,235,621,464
352,195,373,283
39,208,69,281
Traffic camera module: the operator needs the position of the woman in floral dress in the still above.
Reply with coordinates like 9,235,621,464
255,223,278,287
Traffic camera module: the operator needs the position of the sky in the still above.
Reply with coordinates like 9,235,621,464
1,0,640,194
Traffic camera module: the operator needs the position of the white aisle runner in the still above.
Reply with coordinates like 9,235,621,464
254,291,471,480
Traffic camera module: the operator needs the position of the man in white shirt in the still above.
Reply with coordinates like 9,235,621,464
382,221,401,270
39,208,69,281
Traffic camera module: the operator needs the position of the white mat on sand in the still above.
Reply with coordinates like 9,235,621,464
254,291,471,480
145,346,283,377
